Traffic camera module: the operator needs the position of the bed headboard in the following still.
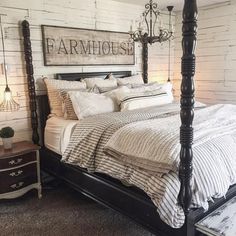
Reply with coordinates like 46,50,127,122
34,71,131,146
57,71,131,81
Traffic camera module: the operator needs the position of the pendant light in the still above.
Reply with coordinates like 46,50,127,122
0,15,20,112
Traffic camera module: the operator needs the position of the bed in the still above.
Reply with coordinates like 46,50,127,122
21,0,236,235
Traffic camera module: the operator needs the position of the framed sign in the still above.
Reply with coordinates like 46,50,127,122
41,25,135,66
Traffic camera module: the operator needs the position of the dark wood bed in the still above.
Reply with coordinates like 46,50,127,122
21,0,236,235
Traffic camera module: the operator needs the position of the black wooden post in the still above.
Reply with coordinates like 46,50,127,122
22,20,39,145
142,41,148,84
178,0,198,214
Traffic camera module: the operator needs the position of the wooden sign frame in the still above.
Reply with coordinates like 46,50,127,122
41,25,135,66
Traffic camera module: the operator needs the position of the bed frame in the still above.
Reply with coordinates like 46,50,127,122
21,0,236,235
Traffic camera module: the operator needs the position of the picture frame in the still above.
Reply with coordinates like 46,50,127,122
41,25,135,66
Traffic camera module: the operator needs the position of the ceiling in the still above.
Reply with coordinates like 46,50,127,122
114,0,229,11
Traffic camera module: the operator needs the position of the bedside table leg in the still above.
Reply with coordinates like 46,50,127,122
36,151,42,199
38,185,42,199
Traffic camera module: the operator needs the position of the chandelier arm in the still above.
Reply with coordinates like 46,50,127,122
151,37,161,44
143,8,150,36
145,1,151,10
152,10,158,37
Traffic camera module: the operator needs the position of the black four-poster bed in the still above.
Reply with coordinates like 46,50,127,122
21,0,236,235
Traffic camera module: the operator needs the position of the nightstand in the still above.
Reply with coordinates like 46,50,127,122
0,141,42,199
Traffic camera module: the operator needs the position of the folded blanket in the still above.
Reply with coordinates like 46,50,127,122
104,104,236,173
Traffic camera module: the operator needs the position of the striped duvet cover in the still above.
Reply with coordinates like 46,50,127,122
62,103,236,228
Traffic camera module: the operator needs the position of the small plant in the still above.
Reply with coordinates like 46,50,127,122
0,126,15,138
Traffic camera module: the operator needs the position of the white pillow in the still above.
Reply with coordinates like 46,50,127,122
84,77,117,89
116,74,144,86
103,86,130,111
114,84,173,111
130,82,160,92
69,91,118,119
44,78,86,117
107,86,131,103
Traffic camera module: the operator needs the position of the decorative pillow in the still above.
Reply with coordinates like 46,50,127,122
105,73,115,80
84,77,117,89
130,82,160,92
116,74,144,86
86,85,100,94
97,85,118,93
69,91,118,119
103,86,130,111
114,85,173,111
44,78,86,117
60,90,78,120
60,86,101,120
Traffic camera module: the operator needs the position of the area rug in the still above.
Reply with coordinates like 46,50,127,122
0,183,154,236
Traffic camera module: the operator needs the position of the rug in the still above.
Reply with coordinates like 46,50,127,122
0,182,154,236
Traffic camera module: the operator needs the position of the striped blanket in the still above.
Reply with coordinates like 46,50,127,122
62,103,236,228
104,104,236,173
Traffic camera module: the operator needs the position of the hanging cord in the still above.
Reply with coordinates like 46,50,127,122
168,39,171,82
167,7,173,82
0,15,8,87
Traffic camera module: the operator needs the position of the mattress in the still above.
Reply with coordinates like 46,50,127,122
44,116,78,155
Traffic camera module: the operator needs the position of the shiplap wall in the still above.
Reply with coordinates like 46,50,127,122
173,1,236,104
0,0,174,143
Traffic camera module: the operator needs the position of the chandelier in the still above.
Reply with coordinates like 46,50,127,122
129,0,174,44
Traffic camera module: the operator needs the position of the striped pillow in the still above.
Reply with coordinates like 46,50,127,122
60,90,78,120
44,78,86,117
117,88,173,111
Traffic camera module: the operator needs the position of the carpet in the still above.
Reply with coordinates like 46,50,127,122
0,182,155,236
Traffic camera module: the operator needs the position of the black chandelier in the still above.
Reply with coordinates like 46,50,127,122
128,1,174,84
129,0,174,44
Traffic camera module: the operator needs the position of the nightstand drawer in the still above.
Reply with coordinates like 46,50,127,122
0,163,37,180
0,173,37,194
0,152,36,169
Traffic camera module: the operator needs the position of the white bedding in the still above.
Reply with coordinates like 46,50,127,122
104,104,236,173
45,117,79,154
62,103,236,228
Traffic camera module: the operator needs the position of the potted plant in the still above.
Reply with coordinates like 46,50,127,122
0,126,14,149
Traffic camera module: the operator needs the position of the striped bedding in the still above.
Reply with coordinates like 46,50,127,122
104,104,236,173
62,103,236,228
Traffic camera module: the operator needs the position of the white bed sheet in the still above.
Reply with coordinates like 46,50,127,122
45,117,78,155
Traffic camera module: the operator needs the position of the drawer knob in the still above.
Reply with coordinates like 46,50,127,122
9,158,23,165
10,182,24,189
9,170,23,177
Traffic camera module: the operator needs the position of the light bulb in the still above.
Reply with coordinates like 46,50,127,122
4,90,12,101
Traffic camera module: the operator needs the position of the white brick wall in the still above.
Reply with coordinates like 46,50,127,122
0,0,173,143
173,1,236,105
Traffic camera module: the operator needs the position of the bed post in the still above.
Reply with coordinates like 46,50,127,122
22,20,39,145
178,0,197,214
142,41,148,84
